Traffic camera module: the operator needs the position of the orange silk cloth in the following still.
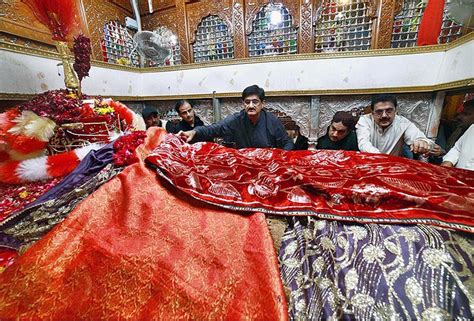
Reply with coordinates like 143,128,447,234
0,128,287,320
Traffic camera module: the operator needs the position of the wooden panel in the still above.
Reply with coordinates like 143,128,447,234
0,31,57,53
299,0,314,53
372,0,399,49
142,7,178,34
109,0,133,14
176,0,191,63
232,0,246,59
139,0,176,13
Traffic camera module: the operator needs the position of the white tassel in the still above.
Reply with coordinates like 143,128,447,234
16,156,50,182
109,131,123,142
148,0,153,13
0,111,12,128
8,111,39,136
24,117,57,142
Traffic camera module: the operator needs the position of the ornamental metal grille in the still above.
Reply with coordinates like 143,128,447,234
171,45,182,65
149,44,181,67
193,15,234,63
101,21,139,66
438,14,463,44
248,3,298,57
391,0,463,48
314,0,372,52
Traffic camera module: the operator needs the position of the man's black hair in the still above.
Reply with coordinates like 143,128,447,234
174,99,193,113
242,85,265,101
332,111,357,130
142,106,158,119
371,94,397,110
463,99,474,110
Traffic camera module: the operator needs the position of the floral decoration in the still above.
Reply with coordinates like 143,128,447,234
113,131,147,167
73,34,92,82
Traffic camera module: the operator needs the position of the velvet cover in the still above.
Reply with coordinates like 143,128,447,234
146,135,474,233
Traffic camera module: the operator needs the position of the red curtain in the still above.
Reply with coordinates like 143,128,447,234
417,0,446,46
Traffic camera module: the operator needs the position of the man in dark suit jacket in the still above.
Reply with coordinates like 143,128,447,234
317,111,359,151
287,125,309,150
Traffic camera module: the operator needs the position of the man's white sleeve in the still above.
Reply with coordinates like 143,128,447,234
403,122,431,147
443,131,464,166
356,116,381,153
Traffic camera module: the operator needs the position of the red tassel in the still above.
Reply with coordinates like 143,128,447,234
0,161,21,184
21,0,80,41
47,150,79,178
6,134,46,155
417,0,446,46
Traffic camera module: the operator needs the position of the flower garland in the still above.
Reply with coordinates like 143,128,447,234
0,178,61,223
73,34,92,82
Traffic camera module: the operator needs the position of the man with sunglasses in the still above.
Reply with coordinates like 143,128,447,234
356,94,432,156
178,85,293,150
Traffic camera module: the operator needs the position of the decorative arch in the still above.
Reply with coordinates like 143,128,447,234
187,7,233,44
246,3,299,57
245,1,300,35
313,0,376,52
192,15,234,63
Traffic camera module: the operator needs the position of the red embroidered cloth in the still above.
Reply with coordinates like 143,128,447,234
146,135,474,233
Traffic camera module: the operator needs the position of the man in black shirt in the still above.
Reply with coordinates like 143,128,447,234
142,107,161,129
173,100,205,133
178,85,293,150
317,111,359,151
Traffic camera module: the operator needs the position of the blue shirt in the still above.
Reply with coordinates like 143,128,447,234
194,110,294,150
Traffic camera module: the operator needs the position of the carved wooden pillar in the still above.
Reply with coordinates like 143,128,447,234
372,0,399,49
299,0,314,53
176,0,191,64
232,0,247,58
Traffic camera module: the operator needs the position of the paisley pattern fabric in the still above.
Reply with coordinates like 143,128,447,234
146,135,474,233
279,217,474,320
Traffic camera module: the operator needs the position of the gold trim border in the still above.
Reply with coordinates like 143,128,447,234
1,33,473,73
1,79,472,101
